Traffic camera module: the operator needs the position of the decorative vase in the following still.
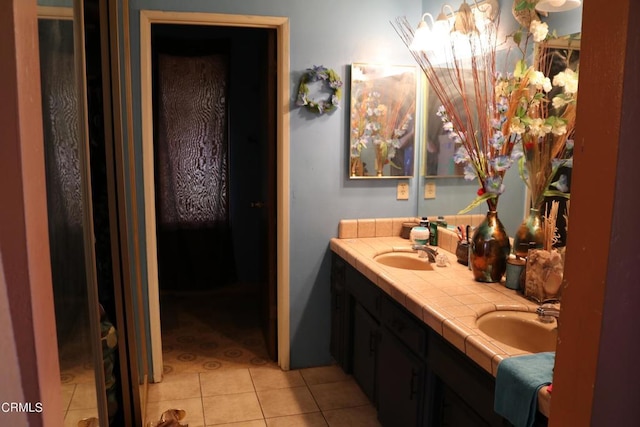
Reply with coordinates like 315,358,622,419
470,210,511,283
374,146,385,176
524,248,564,303
513,208,544,258
350,157,363,177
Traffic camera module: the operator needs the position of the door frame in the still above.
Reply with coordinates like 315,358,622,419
139,10,291,380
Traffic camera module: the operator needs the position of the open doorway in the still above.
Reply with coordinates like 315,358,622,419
152,22,277,373
140,11,291,381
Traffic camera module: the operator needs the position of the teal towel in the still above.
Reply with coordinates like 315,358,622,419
494,352,555,427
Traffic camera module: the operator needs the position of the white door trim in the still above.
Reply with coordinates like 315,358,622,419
139,10,291,381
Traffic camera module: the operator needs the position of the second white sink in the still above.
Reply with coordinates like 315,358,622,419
476,310,557,353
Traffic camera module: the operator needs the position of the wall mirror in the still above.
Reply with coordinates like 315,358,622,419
349,63,417,179
535,33,580,76
421,31,579,180
534,32,580,247
422,68,481,178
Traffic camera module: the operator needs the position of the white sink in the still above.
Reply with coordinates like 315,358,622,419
374,252,433,271
476,310,557,353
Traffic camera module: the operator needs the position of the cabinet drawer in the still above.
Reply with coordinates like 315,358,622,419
346,265,381,318
380,296,427,357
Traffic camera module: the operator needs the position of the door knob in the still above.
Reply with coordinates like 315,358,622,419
250,201,265,208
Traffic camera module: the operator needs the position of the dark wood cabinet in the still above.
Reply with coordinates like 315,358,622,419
377,326,427,427
428,330,508,427
330,252,531,427
435,381,495,427
352,303,379,403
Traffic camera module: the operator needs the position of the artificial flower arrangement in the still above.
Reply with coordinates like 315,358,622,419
394,8,578,215
508,16,578,212
394,16,520,213
296,65,343,114
504,3,579,254
394,15,523,281
393,4,578,283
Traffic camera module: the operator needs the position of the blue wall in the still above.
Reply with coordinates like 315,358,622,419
127,0,582,369
130,0,424,369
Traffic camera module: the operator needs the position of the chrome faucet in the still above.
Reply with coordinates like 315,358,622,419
536,303,560,323
411,244,438,263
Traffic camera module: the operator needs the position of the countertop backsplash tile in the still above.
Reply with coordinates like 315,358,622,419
337,216,484,256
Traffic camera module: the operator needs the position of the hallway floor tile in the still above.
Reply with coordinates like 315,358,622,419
147,288,380,426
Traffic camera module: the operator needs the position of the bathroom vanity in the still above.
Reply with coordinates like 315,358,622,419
330,218,552,426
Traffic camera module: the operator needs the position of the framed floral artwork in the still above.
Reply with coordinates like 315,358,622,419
349,63,417,179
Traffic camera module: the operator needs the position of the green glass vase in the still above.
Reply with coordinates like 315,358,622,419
470,210,511,283
513,208,544,258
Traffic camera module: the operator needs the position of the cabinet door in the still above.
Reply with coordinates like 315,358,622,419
352,303,378,403
377,327,425,427
435,380,492,427
428,330,507,427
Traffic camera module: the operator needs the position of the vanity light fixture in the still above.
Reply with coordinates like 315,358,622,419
473,0,499,30
433,4,455,38
453,0,479,35
451,0,500,35
409,1,499,53
448,0,499,58
535,0,581,12
409,12,436,51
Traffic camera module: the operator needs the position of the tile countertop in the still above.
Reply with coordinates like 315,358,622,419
329,235,553,418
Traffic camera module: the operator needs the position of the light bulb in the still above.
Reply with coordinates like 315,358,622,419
536,0,580,12
410,13,435,51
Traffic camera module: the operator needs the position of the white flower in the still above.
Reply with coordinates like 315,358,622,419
529,70,544,86
495,80,509,98
564,77,578,95
551,122,567,136
529,70,552,92
530,20,549,43
553,69,579,95
552,95,568,110
529,118,552,137
510,117,525,135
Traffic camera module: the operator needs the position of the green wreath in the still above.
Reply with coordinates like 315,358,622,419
296,65,343,114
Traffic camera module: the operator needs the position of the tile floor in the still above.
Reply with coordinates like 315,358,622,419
159,284,272,374
59,323,100,426
148,286,380,426
59,285,380,426
146,364,381,427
